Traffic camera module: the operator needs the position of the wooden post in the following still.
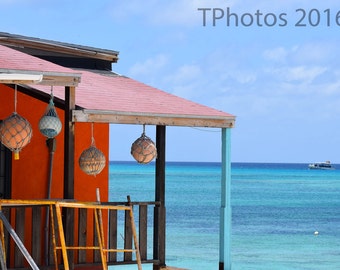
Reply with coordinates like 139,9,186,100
64,86,76,269
219,128,232,270
154,125,166,270
64,86,75,199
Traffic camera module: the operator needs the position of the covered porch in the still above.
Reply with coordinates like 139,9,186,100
0,33,235,270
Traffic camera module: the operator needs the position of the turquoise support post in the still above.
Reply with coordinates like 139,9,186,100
219,128,232,270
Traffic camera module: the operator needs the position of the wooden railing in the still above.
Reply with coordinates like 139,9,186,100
0,199,159,269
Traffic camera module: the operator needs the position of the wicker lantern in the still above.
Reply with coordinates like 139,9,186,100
79,124,106,176
0,86,33,160
39,89,62,138
131,125,157,164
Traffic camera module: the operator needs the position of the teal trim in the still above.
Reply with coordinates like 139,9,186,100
219,128,231,269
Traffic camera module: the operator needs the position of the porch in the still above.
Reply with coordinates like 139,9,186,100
0,198,157,269
0,33,235,270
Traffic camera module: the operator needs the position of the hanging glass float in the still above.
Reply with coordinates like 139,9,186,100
0,85,32,160
131,125,157,164
39,87,62,138
79,123,106,176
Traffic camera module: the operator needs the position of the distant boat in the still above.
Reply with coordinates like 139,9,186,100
308,161,334,170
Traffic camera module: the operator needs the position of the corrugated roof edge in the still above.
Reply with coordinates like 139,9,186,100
0,32,119,62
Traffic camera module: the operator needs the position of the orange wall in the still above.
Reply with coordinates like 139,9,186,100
0,84,109,202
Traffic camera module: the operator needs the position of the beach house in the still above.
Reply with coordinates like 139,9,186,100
0,32,235,270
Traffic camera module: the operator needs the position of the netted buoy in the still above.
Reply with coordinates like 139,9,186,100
79,145,106,176
131,130,157,164
39,96,62,138
79,123,106,176
0,112,33,160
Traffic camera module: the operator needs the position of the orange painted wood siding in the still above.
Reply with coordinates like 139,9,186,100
0,83,109,202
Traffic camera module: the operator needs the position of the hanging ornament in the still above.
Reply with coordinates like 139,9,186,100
39,86,62,138
79,123,106,176
0,85,33,160
131,125,157,164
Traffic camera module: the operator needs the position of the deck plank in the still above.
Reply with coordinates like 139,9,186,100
162,267,189,270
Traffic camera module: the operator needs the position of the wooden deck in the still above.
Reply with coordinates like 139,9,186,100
162,267,189,270
0,199,158,269
0,199,193,270
77,264,189,269
85,265,189,270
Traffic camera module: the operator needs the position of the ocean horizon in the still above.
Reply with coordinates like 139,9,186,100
109,161,340,270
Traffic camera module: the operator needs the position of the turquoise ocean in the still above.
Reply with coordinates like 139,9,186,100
109,162,340,270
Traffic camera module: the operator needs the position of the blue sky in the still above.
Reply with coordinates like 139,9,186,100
2,0,340,163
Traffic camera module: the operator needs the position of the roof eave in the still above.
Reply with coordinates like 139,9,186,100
0,32,119,63
0,69,81,86
73,109,235,128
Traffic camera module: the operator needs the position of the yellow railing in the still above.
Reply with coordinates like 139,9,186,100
0,199,143,270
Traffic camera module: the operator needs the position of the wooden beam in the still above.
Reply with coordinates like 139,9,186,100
0,37,119,62
0,73,43,84
64,86,76,269
73,110,235,128
154,126,166,270
64,86,76,199
0,69,81,86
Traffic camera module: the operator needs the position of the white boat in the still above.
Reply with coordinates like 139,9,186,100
308,161,334,170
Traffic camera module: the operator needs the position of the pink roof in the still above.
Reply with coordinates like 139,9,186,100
71,70,233,117
0,45,235,127
0,44,74,73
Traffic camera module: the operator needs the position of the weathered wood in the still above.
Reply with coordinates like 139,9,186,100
0,229,6,270
129,203,143,270
0,210,40,270
64,86,76,269
108,209,117,262
0,69,81,86
93,210,101,263
73,109,235,128
31,206,42,263
124,210,132,261
78,208,87,263
163,267,189,270
2,208,10,266
49,206,58,266
64,85,76,200
0,201,156,268
139,204,148,260
14,208,25,267
0,33,119,62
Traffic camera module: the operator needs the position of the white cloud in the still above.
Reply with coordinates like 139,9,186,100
226,71,257,85
165,64,202,84
263,41,337,66
268,65,328,83
292,42,337,64
263,47,290,63
260,41,340,99
162,64,203,99
128,54,169,77
171,84,199,100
